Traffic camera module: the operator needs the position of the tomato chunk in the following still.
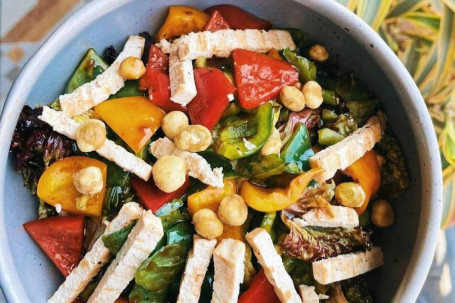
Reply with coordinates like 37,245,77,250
131,176,191,212
188,67,236,130
146,45,169,72
238,269,280,303
205,5,271,30
24,216,84,276
232,49,299,109
203,10,231,32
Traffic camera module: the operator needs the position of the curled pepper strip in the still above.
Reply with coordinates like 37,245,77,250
240,168,323,212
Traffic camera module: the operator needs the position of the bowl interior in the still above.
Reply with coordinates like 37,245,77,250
0,0,441,302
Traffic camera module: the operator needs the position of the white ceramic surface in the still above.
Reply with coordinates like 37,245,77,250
0,0,442,302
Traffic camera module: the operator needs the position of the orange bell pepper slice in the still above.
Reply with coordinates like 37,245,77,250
240,168,323,212
95,96,165,153
187,178,236,215
156,6,209,41
37,156,107,216
342,150,381,214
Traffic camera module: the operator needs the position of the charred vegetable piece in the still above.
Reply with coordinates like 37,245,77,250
102,221,136,255
214,102,274,159
280,223,372,262
232,49,299,109
23,215,84,276
205,4,271,30
322,89,338,105
282,48,317,83
335,73,374,101
341,278,374,303
155,6,209,41
284,28,305,54
281,123,314,172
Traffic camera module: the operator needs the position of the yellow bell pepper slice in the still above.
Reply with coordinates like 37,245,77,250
156,6,209,41
240,168,323,212
187,178,236,215
37,156,107,216
95,96,165,153
342,150,381,214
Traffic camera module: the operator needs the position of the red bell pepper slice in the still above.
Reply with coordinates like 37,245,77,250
131,176,191,212
147,45,168,72
238,269,280,303
23,215,84,276
188,67,236,130
205,5,271,30
203,10,231,32
232,49,299,109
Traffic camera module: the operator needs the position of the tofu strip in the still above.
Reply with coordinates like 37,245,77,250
246,228,301,303
211,239,245,303
39,106,153,180
48,202,143,303
149,137,224,187
168,54,197,105
312,247,384,285
298,285,319,303
309,115,384,182
177,235,217,303
88,210,164,303
60,35,145,117
293,206,359,229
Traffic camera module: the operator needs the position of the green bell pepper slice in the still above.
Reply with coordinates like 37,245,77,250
281,123,314,172
318,128,345,146
282,48,317,83
214,102,274,160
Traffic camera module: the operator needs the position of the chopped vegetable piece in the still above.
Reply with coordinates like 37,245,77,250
322,89,338,105
238,269,280,303
342,150,381,214
205,5,271,30
23,215,84,276
187,178,236,215
282,48,317,83
188,67,237,130
102,221,136,255
131,176,190,212
240,168,322,212
232,49,299,109
145,45,169,72
95,96,165,153
214,102,274,159
37,156,107,216
155,6,209,41
318,128,345,146
281,123,314,172
203,10,231,32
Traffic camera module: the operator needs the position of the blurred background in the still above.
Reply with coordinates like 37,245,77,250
0,0,454,302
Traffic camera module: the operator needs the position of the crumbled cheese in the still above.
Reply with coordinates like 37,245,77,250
243,138,257,151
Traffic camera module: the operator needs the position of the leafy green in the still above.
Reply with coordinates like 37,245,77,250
197,150,239,178
283,256,314,286
280,223,372,262
335,73,374,102
248,154,286,179
155,199,191,231
341,278,374,303
102,221,136,255
346,99,379,124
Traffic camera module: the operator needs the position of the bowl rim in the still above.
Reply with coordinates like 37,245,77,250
0,0,442,302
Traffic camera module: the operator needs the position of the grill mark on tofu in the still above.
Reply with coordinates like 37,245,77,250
211,239,245,303
87,210,164,303
149,137,224,187
246,228,301,303
312,247,384,285
293,206,359,229
39,107,152,180
309,115,385,183
48,203,143,303
60,36,145,117
177,235,217,303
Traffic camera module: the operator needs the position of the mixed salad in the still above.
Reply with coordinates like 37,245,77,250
9,4,410,303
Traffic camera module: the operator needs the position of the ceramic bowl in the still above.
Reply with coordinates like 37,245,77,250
0,0,442,302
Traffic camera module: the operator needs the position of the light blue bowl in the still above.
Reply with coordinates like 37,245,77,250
0,0,442,302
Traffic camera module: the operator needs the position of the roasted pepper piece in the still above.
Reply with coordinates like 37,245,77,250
95,96,165,153
342,150,381,214
155,6,209,41
238,269,280,303
214,102,274,160
203,10,231,32
282,48,317,83
205,5,271,30
187,178,236,215
240,168,323,212
281,123,314,172
37,156,107,216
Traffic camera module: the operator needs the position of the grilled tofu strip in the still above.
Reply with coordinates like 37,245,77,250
88,210,164,303
299,285,319,303
309,115,385,183
293,206,359,229
60,36,145,117
246,228,301,303
177,235,217,303
39,106,153,180
48,203,143,303
312,247,384,285
211,239,245,303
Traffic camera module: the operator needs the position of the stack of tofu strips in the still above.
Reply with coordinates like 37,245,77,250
37,30,386,303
